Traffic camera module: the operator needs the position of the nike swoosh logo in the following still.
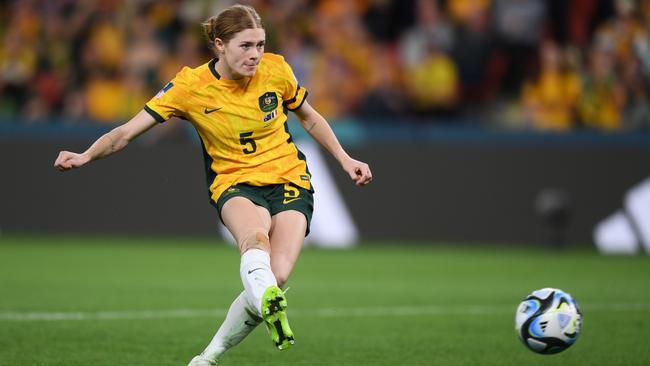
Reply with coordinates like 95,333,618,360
204,107,222,114
247,268,263,274
283,197,300,204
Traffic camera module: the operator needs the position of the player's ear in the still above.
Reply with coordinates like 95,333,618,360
214,38,225,54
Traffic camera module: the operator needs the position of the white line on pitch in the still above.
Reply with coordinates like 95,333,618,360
0,309,226,322
0,303,648,322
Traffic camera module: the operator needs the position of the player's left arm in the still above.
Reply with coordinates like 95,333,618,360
294,101,372,186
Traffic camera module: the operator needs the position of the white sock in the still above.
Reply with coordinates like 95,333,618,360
200,292,262,362
240,249,277,316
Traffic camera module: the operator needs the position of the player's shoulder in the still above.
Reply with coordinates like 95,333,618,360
171,60,214,88
261,52,287,65
260,52,291,72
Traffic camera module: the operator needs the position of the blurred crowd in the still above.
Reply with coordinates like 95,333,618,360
1,0,650,132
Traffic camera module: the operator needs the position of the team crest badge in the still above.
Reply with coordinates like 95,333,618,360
258,92,278,112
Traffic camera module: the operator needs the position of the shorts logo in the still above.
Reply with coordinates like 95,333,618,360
282,197,301,204
258,92,278,112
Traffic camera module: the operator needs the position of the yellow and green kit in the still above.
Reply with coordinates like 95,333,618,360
144,53,312,212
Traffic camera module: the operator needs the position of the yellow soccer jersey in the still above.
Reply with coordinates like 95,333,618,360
144,53,311,206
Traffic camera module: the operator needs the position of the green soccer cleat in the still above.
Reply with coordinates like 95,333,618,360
261,285,295,350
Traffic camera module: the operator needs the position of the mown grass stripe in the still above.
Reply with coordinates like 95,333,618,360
1,302,648,322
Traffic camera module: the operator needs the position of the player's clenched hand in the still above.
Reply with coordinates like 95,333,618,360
342,157,372,187
54,151,90,172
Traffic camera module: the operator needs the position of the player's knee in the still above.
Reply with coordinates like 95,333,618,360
239,230,271,254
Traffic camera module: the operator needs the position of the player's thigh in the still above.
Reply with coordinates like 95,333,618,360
221,196,272,251
269,210,307,286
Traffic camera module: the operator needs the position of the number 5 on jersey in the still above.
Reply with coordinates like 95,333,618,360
240,131,257,154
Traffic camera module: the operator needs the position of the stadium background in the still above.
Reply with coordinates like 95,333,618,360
1,1,650,365
1,0,649,245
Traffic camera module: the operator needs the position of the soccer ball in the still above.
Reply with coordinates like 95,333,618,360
515,288,582,354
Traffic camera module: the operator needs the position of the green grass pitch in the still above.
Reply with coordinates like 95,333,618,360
1,235,649,366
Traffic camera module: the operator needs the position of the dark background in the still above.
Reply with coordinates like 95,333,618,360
3,133,647,246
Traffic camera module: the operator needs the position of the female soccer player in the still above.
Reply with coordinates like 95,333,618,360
54,4,372,366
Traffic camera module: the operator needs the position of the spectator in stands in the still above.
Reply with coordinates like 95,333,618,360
403,42,459,116
630,0,650,129
1,0,648,132
399,0,458,116
309,1,372,118
578,43,626,130
23,61,63,122
400,0,455,67
620,55,650,130
357,44,407,119
450,0,502,112
595,0,645,69
596,0,650,130
637,0,650,77
0,2,38,119
521,40,581,131
125,10,166,91
84,68,129,123
83,15,126,75
492,0,546,96
158,28,205,84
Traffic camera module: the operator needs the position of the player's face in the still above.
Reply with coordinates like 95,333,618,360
220,28,265,79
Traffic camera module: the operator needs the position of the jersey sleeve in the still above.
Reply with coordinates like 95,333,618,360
143,70,189,123
280,59,308,111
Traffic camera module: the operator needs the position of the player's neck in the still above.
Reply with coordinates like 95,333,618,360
215,59,250,84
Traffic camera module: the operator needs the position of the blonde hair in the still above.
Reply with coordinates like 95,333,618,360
202,4,264,53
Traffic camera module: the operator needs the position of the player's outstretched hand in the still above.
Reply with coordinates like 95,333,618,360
342,157,372,187
54,151,90,172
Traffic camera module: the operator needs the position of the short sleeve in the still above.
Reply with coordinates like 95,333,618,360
280,59,308,111
144,71,188,123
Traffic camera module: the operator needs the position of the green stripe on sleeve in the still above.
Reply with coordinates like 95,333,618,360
144,105,166,123
287,90,308,111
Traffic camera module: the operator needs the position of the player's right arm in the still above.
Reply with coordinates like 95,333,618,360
54,110,157,172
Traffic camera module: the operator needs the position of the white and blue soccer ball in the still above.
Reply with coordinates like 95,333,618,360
515,288,582,354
